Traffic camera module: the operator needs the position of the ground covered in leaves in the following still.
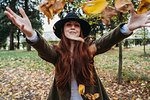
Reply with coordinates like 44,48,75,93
0,46,150,100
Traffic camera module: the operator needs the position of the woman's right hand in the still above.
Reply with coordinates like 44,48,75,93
4,7,34,37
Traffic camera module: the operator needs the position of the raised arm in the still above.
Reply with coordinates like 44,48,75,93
4,7,34,37
90,7,150,56
5,7,58,65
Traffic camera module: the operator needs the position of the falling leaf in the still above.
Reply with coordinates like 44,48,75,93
78,84,85,95
39,0,66,24
101,5,118,25
137,0,150,14
68,0,74,2
82,0,107,15
113,97,118,100
115,0,133,13
53,0,66,14
93,93,99,99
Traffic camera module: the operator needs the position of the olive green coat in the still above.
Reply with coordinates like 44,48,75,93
27,23,132,100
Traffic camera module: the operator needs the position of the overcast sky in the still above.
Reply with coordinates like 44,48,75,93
43,14,60,32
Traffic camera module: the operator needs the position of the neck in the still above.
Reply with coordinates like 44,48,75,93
70,40,75,53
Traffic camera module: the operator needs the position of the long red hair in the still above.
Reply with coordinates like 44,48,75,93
55,29,95,92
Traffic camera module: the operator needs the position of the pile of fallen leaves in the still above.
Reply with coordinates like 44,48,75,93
0,46,149,100
39,0,150,25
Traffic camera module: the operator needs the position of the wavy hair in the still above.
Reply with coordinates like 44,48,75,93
55,29,95,92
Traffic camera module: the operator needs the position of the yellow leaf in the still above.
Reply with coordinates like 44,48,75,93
93,93,99,99
115,0,133,13
82,0,107,15
78,84,85,95
137,0,150,14
113,97,118,100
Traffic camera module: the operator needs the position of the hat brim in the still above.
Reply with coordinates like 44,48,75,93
53,18,91,39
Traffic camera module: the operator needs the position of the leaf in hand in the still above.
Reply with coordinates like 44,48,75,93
101,5,118,26
82,0,107,15
137,0,150,14
115,0,133,13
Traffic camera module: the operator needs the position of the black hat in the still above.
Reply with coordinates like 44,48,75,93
53,12,91,39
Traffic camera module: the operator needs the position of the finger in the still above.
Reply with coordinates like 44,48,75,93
141,24,150,27
145,20,150,24
146,10,150,15
130,5,136,16
20,24,24,31
4,11,14,20
19,8,28,18
5,11,20,27
6,7,17,18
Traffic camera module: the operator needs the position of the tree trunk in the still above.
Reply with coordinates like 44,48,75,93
27,43,31,51
118,42,122,84
143,27,146,55
17,30,20,49
118,12,123,84
9,26,14,50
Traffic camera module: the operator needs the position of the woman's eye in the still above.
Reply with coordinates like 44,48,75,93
66,24,71,26
75,24,80,27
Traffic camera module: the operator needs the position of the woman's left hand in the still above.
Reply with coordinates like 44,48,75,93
127,6,150,31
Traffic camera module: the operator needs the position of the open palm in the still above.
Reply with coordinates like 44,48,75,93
127,7,150,31
5,7,34,37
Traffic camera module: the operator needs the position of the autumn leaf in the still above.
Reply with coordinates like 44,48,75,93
39,0,66,24
82,0,107,15
53,0,66,14
78,84,85,95
101,5,118,26
137,0,150,14
93,93,99,99
115,0,133,13
68,0,74,2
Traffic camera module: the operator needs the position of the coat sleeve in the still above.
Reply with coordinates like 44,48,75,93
92,23,132,55
26,31,58,65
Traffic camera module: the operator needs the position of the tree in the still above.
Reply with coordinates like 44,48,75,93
0,0,43,50
135,27,149,55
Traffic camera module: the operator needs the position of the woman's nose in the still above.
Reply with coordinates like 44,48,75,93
71,25,75,29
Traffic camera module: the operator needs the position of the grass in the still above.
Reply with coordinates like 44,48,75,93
0,50,54,72
0,46,150,81
0,46,150,100
94,46,150,81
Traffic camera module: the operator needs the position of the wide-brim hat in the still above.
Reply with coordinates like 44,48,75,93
53,12,91,39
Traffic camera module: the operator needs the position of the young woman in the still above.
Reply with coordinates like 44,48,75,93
5,7,150,100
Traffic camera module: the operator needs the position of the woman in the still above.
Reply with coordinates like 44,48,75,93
5,7,150,100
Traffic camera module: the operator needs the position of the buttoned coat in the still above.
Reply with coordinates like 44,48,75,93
27,23,132,100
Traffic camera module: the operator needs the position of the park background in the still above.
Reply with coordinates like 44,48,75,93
0,0,150,100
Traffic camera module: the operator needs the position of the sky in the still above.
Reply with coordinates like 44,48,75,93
43,14,60,32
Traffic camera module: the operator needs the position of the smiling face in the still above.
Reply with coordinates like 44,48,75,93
64,21,81,39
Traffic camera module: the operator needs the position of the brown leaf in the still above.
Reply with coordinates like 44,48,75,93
53,0,66,14
115,0,133,13
68,0,74,2
101,5,118,26
39,0,66,24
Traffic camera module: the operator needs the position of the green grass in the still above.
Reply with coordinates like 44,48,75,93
0,50,54,72
0,46,150,80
